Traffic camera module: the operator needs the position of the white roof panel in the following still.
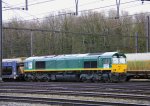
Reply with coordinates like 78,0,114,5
126,53,150,61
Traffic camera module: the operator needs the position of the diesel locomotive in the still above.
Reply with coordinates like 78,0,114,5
23,52,127,82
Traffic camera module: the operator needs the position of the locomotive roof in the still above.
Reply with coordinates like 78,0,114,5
25,52,125,61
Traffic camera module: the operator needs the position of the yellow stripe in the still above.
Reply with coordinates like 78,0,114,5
24,68,112,72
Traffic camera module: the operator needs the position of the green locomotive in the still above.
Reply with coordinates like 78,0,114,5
24,52,127,82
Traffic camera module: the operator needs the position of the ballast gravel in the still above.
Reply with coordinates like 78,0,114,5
0,102,53,106
0,93,150,106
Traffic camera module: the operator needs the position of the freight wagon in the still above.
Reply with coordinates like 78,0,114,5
126,53,150,80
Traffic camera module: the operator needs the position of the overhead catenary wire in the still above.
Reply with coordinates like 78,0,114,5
2,0,137,15
3,0,100,10
2,0,150,31
2,1,40,22
2,1,27,21
3,0,56,11
2,1,26,10
2,0,144,23
3,0,35,8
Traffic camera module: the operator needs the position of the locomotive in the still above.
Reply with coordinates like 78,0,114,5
24,52,127,82
2,52,127,82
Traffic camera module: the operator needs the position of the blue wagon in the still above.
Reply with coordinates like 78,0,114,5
2,58,24,80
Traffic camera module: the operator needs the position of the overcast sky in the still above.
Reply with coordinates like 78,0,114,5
2,0,150,22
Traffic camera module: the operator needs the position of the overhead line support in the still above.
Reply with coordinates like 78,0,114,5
0,0,3,82
147,16,150,52
75,0,78,15
116,0,120,19
25,0,28,10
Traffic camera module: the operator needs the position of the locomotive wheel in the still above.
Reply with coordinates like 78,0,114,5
36,74,50,82
103,78,111,83
91,77,99,83
119,75,126,82
102,73,111,83
125,76,131,82
24,74,34,82
80,77,88,82
42,76,49,82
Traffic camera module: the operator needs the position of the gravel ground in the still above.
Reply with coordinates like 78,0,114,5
0,102,56,106
0,93,150,105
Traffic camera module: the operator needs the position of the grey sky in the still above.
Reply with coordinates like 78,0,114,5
2,0,150,22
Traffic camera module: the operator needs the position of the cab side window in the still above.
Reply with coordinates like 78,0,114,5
35,61,45,69
25,62,33,69
102,58,111,68
103,58,110,64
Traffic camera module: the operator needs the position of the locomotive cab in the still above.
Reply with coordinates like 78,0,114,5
111,54,127,82
96,52,127,82
112,55,127,73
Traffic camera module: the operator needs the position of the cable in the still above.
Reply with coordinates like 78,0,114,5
10,0,56,8
2,1,25,10
3,0,149,24
3,0,56,11
34,0,139,19
2,1,40,22
2,1,27,21
28,0,55,6
77,0,137,13
20,11,40,22
3,0,136,13
3,0,139,22
31,0,104,17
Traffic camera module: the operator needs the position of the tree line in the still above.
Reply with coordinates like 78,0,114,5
2,10,150,58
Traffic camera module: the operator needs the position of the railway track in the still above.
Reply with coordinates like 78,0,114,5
0,95,147,106
1,82,150,91
0,89,150,101
1,82,150,95
0,81,150,105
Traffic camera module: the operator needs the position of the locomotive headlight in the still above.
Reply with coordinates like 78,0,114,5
13,72,16,75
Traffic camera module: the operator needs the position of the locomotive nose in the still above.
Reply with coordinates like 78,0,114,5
112,64,127,73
